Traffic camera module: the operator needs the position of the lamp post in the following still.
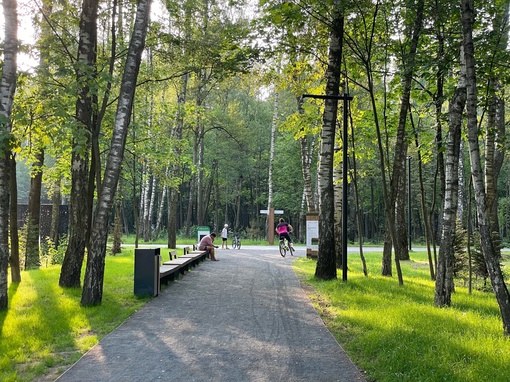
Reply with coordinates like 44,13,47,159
302,93,353,281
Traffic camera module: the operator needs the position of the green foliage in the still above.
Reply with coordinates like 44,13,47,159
294,251,510,382
41,235,68,267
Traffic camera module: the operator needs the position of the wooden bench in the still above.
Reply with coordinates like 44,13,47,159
158,247,208,287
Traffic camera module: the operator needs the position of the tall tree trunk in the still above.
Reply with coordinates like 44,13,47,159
315,2,343,280
483,4,507,237
167,188,177,248
395,169,409,261
111,191,122,255
168,69,188,248
266,91,278,237
145,175,157,241
140,164,150,240
297,96,316,212
435,57,466,307
385,0,424,282
154,183,167,240
9,155,20,283
411,116,435,279
197,120,205,226
350,118,368,276
59,0,98,288
462,0,510,335
81,0,151,306
24,151,44,269
333,144,343,268
0,0,17,310
185,132,199,237
50,179,61,247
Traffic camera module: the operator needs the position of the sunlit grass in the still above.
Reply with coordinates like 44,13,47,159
0,248,148,382
294,251,510,382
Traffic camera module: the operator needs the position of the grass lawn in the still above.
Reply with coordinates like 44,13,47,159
0,248,150,382
293,251,510,382
2,245,509,381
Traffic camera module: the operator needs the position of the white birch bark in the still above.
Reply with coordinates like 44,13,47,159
265,91,278,237
0,0,17,310
461,0,510,334
81,0,151,306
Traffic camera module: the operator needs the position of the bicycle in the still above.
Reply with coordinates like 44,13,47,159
231,232,241,249
278,236,294,257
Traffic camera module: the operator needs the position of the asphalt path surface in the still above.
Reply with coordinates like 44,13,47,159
56,246,366,382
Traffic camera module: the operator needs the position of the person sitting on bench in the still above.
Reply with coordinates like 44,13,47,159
198,232,219,261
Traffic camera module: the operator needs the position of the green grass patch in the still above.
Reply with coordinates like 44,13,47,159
293,251,510,382
0,248,149,382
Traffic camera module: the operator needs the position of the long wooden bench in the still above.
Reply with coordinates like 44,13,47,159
159,247,208,287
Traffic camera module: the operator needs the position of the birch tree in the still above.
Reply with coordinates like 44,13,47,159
0,0,18,310
81,0,151,306
59,0,98,288
461,0,510,334
435,48,466,307
315,1,343,280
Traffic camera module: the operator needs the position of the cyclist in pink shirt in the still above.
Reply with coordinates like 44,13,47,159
275,218,293,247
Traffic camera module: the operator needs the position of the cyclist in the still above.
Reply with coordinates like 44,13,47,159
275,218,293,247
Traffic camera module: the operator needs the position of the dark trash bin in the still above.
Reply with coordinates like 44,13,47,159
134,248,161,297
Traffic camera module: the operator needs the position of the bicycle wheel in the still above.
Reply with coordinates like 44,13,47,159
231,238,237,249
237,239,241,249
279,240,286,257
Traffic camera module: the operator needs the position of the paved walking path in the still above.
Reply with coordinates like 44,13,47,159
56,246,366,382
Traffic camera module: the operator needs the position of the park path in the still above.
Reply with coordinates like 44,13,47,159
56,246,366,382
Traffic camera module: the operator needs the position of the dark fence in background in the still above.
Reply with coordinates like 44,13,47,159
17,204,69,239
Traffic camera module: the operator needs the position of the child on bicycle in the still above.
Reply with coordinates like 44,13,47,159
275,218,293,247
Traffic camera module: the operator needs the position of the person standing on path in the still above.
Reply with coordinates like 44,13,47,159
221,224,229,249
199,232,219,261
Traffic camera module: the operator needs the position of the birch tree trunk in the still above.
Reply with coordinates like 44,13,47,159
167,1,191,246
315,2,343,280
59,0,98,288
297,96,317,212
167,70,188,248
384,0,424,282
484,5,508,236
154,183,167,239
462,0,510,334
81,0,151,306
333,147,343,268
435,57,466,307
0,0,17,310
8,155,20,282
265,91,278,237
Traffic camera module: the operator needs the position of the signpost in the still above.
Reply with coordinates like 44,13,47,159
260,208,284,245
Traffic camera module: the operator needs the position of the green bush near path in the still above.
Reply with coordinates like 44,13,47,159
293,251,510,382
